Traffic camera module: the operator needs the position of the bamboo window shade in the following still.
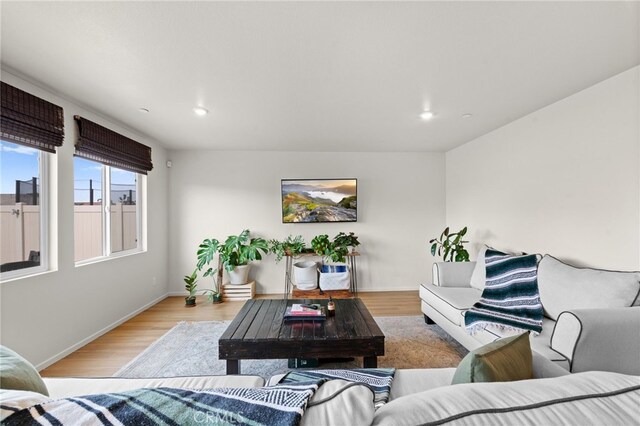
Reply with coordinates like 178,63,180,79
74,116,153,174
0,81,65,153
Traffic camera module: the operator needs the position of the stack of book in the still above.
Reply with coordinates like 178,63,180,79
284,303,326,321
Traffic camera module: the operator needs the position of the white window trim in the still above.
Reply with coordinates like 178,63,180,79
0,149,49,282
74,163,144,266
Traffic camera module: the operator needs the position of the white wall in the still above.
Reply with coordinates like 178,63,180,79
0,71,170,369
446,66,640,270
168,151,445,294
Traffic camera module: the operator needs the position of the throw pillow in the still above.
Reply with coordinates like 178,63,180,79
537,255,640,320
0,345,48,396
451,332,533,384
469,246,488,290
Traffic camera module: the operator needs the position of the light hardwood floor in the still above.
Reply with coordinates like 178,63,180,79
41,291,421,377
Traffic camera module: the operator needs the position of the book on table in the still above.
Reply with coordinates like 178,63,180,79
284,304,326,321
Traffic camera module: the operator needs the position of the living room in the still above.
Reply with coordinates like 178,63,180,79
1,1,639,425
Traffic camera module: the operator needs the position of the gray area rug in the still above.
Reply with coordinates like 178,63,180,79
114,316,467,379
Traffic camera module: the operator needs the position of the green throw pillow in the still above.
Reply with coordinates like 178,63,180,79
0,345,49,396
451,332,533,384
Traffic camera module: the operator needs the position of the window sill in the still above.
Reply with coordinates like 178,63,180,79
1,266,54,284
75,248,147,268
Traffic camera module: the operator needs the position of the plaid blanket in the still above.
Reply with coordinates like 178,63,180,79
279,368,395,409
3,383,323,426
465,249,544,335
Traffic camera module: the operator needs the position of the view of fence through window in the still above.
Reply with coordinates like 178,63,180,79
0,140,42,272
110,166,137,254
74,157,138,261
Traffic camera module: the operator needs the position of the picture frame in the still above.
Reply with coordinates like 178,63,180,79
281,178,357,223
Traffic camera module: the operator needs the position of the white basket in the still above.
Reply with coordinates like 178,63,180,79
294,260,318,290
319,264,350,291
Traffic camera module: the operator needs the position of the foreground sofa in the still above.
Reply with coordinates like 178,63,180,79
2,353,639,425
421,250,640,374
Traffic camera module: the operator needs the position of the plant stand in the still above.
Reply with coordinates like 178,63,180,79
284,252,359,299
222,281,255,301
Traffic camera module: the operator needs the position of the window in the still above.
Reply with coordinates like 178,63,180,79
72,115,151,263
0,81,63,280
0,140,48,277
74,157,142,263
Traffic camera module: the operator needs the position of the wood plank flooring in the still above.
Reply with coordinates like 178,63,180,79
40,291,420,377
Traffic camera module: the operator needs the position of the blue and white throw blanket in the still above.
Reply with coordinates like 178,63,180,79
279,368,395,409
465,249,543,335
3,383,323,426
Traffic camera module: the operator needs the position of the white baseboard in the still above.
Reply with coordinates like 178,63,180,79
36,293,169,371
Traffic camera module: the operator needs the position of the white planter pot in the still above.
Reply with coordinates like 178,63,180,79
294,260,318,290
228,264,251,285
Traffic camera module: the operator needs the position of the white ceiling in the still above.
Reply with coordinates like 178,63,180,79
1,1,638,152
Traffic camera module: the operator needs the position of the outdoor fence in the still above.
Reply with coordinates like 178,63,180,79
1,204,137,264
0,204,40,264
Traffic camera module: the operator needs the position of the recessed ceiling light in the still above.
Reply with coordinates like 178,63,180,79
420,110,435,120
462,113,473,119
193,107,209,116
138,108,150,113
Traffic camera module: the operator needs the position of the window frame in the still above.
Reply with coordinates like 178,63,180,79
74,160,144,266
0,145,49,281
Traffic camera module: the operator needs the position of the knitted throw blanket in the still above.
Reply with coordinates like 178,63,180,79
465,249,543,335
3,384,323,426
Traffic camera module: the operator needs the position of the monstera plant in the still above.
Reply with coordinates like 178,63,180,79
197,229,269,285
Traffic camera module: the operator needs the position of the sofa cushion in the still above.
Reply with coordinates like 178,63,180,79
43,375,265,399
372,371,640,426
389,368,456,400
0,345,48,396
451,332,533,384
301,379,375,426
420,284,480,326
432,261,476,287
538,255,640,320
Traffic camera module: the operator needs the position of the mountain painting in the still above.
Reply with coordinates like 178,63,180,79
281,179,357,223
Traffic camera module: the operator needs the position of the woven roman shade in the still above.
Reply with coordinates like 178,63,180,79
1,81,65,153
74,116,153,174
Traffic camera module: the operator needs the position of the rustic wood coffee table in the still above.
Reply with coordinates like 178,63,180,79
219,298,385,374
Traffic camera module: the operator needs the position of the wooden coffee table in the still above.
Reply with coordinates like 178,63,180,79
219,298,385,374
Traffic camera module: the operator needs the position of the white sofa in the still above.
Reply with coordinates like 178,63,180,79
420,251,640,374
2,353,639,425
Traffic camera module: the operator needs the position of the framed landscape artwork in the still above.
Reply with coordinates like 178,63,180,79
281,178,357,223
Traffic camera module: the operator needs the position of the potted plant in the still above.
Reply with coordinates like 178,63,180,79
333,232,360,254
429,226,470,262
311,232,360,263
269,235,306,262
197,229,269,285
311,234,332,260
184,269,198,307
201,286,223,304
